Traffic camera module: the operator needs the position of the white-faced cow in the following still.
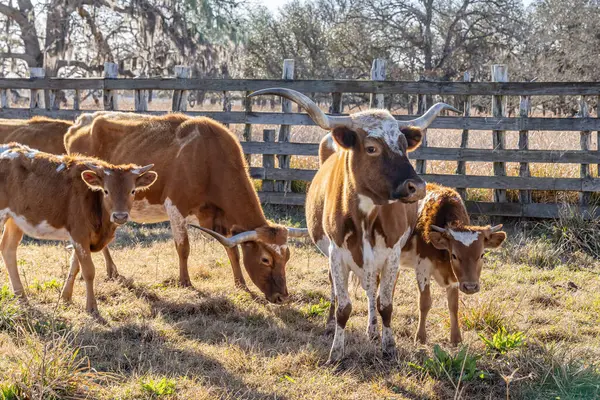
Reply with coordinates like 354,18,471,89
0,143,157,318
64,112,306,304
250,88,458,363
400,183,506,344
0,117,72,154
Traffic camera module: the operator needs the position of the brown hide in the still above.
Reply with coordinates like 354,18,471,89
0,117,71,154
0,143,157,315
64,112,291,303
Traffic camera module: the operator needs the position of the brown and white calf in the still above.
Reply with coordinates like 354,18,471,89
251,88,458,362
0,117,72,154
64,112,306,303
400,184,506,344
0,143,157,317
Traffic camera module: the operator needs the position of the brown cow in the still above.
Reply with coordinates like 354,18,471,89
0,117,72,154
250,88,458,363
400,184,506,344
0,143,157,318
64,112,306,304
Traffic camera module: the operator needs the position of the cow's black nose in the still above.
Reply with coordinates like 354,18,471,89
111,212,129,225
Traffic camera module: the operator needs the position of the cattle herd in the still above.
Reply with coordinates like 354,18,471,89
0,88,506,364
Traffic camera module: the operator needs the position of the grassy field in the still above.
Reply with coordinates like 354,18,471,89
1,208,599,399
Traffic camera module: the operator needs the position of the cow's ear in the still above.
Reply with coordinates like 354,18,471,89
135,171,158,191
331,127,357,149
484,231,506,249
401,127,423,151
429,232,449,250
81,170,104,191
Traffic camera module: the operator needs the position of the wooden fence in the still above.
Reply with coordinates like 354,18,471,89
2,61,600,218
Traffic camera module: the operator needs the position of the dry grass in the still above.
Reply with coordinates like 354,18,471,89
1,217,599,399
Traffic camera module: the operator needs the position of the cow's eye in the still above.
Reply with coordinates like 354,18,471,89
481,253,485,259
261,257,270,265
366,146,377,154
103,189,109,195
131,189,136,195
451,254,457,260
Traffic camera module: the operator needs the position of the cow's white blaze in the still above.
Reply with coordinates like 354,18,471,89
352,110,403,155
449,230,480,247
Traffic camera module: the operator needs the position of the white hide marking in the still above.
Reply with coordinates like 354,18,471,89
56,163,66,172
315,236,331,257
1,208,70,241
328,243,351,360
449,230,480,247
264,243,288,256
164,198,187,245
130,199,169,223
357,194,375,216
416,257,435,291
352,110,403,155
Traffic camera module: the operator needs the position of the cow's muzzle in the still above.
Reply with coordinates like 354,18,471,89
460,282,480,294
111,212,130,225
268,292,289,305
392,179,426,203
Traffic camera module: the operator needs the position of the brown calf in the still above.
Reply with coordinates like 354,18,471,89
251,88,459,362
0,143,157,318
400,184,506,344
0,117,72,154
64,112,306,304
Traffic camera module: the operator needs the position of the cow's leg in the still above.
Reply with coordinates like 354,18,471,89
325,270,336,334
61,251,81,302
365,266,379,342
72,242,101,319
447,283,462,345
378,248,401,357
0,219,25,297
226,246,247,290
415,283,432,344
327,245,351,364
102,247,120,280
165,200,192,287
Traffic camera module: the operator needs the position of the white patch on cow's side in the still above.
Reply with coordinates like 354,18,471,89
56,163,66,172
449,230,480,247
130,199,168,223
358,194,375,216
315,236,330,257
3,209,70,241
418,190,439,214
164,198,187,245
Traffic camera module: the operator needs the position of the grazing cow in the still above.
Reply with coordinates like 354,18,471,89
400,184,506,344
250,88,458,362
0,143,157,317
0,117,72,154
64,112,306,304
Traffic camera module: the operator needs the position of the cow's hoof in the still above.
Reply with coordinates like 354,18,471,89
415,333,427,345
89,311,107,325
367,325,380,342
383,345,397,360
326,349,344,365
179,279,193,288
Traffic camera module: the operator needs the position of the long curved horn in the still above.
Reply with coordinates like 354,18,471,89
399,102,461,129
189,224,258,248
249,88,353,130
430,225,447,233
287,227,310,237
490,224,503,233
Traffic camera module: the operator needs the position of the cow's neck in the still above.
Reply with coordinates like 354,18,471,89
217,175,268,231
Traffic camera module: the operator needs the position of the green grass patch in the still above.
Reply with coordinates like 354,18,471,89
140,377,177,397
29,278,62,292
409,345,488,383
480,327,525,355
301,298,331,318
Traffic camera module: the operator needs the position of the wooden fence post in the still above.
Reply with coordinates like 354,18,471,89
370,59,385,108
243,90,253,165
491,65,508,203
519,93,532,204
222,65,232,128
276,59,294,192
134,74,148,112
416,76,428,175
29,67,45,109
262,129,276,192
103,62,119,110
456,72,471,199
331,92,343,114
73,90,80,111
0,72,7,109
579,96,591,206
172,66,190,112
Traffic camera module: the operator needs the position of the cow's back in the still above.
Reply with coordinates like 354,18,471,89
0,117,71,154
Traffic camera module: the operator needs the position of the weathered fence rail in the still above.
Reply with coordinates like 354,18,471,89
2,60,600,219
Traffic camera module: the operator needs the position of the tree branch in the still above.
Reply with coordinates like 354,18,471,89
0,52,36,64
